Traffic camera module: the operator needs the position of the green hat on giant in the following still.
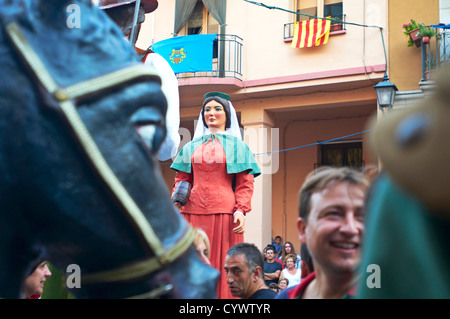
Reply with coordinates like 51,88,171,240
204,92,230,101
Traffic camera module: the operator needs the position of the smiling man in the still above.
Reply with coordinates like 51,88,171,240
277,167,370,299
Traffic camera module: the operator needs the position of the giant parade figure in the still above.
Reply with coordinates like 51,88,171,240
170,92,261,299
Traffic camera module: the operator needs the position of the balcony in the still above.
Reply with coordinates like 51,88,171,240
176,34,243,80
283,14,347,40
421,26,450,81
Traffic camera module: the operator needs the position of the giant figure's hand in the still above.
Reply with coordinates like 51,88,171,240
174,201,183,212
233,212,245,234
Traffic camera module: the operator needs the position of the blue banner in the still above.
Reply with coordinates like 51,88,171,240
151,34,217,74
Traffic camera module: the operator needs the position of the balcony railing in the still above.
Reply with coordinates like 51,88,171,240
283,14,347,40
421,26,450,80
176,34,243,80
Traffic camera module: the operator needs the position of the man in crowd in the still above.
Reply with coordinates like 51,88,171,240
224,243,278,299
277,166,369,299
263,245,282,287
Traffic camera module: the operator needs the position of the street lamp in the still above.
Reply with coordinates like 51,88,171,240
374,74,398,108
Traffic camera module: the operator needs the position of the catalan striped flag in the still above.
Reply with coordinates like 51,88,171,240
291,18,331,48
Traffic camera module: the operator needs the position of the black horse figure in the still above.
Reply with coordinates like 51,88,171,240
0,0,218,298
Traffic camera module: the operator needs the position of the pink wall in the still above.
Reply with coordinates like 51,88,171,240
271,109,377,250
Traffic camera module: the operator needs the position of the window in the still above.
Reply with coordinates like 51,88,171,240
295,0,343,21
183,1,220,59
187,1,204,35
296,0,317,22
317,141,363,169
183,1,219,36
324,0,343,18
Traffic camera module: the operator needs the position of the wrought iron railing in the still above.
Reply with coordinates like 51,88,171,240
176,34,243,80
283,14,347,40
421,26,450,80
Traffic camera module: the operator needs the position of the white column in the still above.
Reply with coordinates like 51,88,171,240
243,120,278,252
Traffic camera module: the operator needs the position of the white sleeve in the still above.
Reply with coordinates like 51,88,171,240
144,52,181,161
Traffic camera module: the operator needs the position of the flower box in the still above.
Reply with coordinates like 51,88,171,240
409,28,422,47
330,23,342,32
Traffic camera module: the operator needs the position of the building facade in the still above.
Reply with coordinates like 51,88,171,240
135,0,419,250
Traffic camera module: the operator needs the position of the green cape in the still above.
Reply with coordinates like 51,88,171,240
170,133,261,177
357,174,450,298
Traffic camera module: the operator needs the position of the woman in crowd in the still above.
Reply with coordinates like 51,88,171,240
282,241,301,269
194,228,211,266
279,254,302,288
22,260,52,299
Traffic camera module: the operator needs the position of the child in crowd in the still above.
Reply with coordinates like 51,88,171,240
278,278,289,292
271,236,283,259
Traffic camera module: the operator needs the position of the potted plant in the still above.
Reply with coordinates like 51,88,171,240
419,25,437,44
403,19,423,47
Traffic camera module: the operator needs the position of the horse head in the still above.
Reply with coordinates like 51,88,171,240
0,0,218,298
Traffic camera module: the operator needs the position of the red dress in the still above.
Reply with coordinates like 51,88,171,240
173,138,255,299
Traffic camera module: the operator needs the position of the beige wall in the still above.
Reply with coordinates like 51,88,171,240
389,0,440,91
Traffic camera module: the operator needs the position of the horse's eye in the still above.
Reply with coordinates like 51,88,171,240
130,107,163,126
137,124,165,152
131,107,165,152
137,125,155,149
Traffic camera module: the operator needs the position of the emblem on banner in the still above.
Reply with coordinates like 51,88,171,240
169,48,186,64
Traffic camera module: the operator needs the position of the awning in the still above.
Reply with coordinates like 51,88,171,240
431,23,450,29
